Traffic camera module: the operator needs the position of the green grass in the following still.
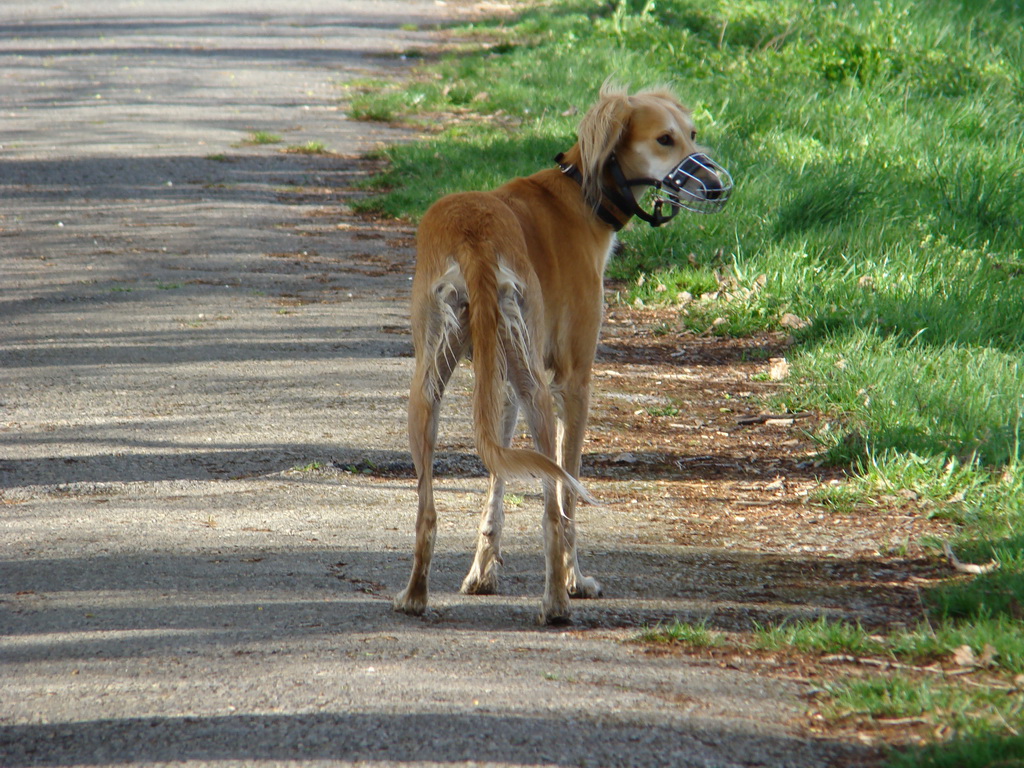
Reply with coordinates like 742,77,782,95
750,616,1024,746
285,140,331,155
753,616,884,657
350,1,1024,760
888,734,1024,768
825,674,1021,741
645,404,681,418
291,461,326,472
636,619,723,648
240,130,282,146
647,615,1024,747
751,615,1024,675
892,615,1024,673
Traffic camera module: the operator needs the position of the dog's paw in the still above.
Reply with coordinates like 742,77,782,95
540,589,572,626
461,569,499,595
461,555,500,595
393,588,427,616
569,574,603,599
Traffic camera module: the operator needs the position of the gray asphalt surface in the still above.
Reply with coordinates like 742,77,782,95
1,2,872,766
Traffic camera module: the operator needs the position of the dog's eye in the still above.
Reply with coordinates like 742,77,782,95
657,134,674,147
691,130,697,141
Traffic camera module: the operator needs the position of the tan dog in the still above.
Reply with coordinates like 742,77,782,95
394,84,732,624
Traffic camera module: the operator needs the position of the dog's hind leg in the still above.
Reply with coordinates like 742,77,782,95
558,383,603,600
461,393,518,595
519,395,570,623
395,272,468,616
494,272,571,623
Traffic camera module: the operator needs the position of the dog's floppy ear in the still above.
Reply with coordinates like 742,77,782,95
576,83,632,206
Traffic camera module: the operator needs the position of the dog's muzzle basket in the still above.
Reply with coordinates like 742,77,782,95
653,153,734,215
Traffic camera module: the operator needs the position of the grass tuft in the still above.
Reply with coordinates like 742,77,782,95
753,617,884,657
240,130,282,146
285,141,331,155
888,734,1024,768
636,619,722,648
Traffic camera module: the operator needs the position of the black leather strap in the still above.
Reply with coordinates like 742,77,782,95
554,153,632,231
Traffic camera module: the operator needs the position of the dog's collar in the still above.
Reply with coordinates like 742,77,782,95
605,155,681,227
555,153,679,229
555,153,633,231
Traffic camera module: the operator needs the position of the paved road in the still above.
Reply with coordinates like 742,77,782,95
1,3,870,766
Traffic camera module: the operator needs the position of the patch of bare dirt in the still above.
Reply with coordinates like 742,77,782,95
578,304,957,755
588,303,952,577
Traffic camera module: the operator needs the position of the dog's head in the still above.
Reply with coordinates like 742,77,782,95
573,84,732,224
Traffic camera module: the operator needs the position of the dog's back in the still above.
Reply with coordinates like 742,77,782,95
412,189,590,498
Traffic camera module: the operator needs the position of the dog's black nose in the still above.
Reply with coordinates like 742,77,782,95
703,176,723,200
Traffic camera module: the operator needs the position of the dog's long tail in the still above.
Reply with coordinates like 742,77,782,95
441,200,593,505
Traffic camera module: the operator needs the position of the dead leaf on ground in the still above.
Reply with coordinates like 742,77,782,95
978,644,999,667
769,357,790,381
780,313,809,330
952,644,977,667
